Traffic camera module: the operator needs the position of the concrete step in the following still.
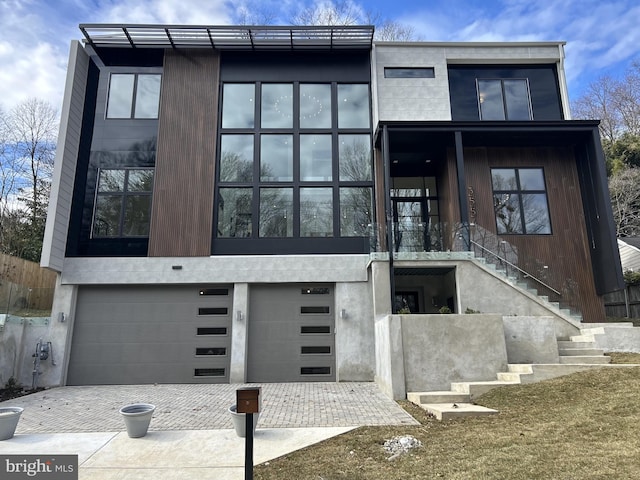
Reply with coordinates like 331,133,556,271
557,341,596,349
450,380,519,398
496,372,526,382
582,323,634,328
559,347,605,356
418,403,499,421
407,391,470,404
570,334,596,343
507,364,534,374
559,355,611,364
580,327,606,335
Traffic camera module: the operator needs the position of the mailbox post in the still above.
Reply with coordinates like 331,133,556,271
236,387,261,480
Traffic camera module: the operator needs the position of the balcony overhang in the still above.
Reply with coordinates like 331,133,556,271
79,24,375,51
375,120,603,155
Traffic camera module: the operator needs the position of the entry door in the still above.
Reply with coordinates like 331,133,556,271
393,199,429,252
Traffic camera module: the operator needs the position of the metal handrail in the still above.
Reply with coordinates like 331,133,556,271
470,239,561,296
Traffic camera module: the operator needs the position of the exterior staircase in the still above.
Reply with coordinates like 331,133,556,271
408,324,639,420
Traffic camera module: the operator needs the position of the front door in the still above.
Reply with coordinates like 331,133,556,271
392,199,430,252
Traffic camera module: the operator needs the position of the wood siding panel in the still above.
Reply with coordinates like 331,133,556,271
438,149,461,250
149,50,220,257
464,147,605,322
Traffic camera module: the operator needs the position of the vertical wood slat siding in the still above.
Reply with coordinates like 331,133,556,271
463,147,605,322
148,50,220,257
438,150,461,250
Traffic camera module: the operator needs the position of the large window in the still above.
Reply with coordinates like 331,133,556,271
477,79,532,120
217,82,373,245
491,168,551,234
106,74,162,119
92,168,154,237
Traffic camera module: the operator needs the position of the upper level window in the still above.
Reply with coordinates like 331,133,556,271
384,67,435,79
217,82,372,242
477,79,532,120
106,74,161,119
92,168,154,237
491,168,551,235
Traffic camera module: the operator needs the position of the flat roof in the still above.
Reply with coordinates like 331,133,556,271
79,24,375,50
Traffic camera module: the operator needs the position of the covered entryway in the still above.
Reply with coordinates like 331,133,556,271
394,267,457,313
67,285,233,385
247,284,335,382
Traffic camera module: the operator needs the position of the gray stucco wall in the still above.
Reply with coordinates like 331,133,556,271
401,314,508,392
373,43,563,123
41,41,90,272
335,281,375,381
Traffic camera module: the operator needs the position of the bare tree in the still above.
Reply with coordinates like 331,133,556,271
0,98,58,261
291,0,362,26
572,75,623,142
290,1,417,41
609,167,640,237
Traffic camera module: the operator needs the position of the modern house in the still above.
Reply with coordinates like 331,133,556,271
38,24,623,394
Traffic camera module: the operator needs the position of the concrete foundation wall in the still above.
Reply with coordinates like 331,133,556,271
335,281,375,381
503,316,560,364
374,315,406,399
401,314,508,392
591,327,640,353
454,261,581,338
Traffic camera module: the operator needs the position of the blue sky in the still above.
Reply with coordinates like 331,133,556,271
1,0,639,114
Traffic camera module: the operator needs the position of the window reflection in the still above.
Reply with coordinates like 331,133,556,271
337,84,370,128
300,188,333,237
218,188,252,237
106,74,134,119
339,134,371,181
260,135,293,182
492,168,551,234
135,75,161,118
478,80,505,120
300,84,331,128
93,168,154,238
260,188,293,237
222,84,255,128
262,84,293,128
220,135,253,182
300,135,332,181
478,79,532,121
106,74,161,119
340,187,372,236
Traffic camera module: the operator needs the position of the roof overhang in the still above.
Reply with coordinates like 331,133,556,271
79,24,375,51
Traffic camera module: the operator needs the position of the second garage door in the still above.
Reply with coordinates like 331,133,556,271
247,284,335,382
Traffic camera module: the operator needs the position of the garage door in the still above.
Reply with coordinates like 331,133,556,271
247,284,335,382
67,285,233,385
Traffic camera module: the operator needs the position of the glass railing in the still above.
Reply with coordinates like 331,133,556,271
366,221,581,315
0,281,54,330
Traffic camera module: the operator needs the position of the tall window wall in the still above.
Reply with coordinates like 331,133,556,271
215,81,373,254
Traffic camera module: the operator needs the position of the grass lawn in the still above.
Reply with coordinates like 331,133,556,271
255,356,640,480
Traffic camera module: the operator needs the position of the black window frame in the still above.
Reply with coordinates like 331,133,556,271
476,78,533,121
91,167,155,239
106,73,162,120
491,167,552,235
214,80,374,254
384,67,435,79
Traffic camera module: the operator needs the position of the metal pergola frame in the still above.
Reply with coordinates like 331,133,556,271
79,24,375,50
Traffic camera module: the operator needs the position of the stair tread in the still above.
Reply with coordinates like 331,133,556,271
419,403,499,420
